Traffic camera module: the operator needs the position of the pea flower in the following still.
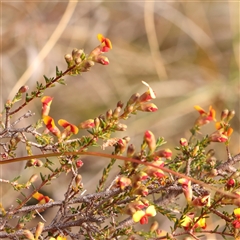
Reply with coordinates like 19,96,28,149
181,213,207,230
89,34,112,65
178,178,193,203
58,119,79,139
194,105,216,126
115,176,132,190
138,81,156,102
43,116,78,140
132,205,157,224
32,191,52,205
137,102,158,112
233,208,240,229
144,160,165,179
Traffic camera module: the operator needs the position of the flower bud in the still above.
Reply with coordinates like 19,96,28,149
81,60,94,72
94,117,100,129
155,149,172,159
29,174,38,183
74,57,82,65
117,101,124,109
79,119,95,129
180,138,188,146
25,159,43,168
92,55,109,65
226,178,235,188
23,230,34,240
150,221,159,233
65,54,73,63
137,103,158,112
35,222,44,239
227,110,235,122
76,159,84,168
75,174,82,186
115,138,128,154
133,185,149,196
127,93,140,105
192,146,199,157
178,178,192,203
18,85,29,93
73,49,83,59
127,144,135,157
106,109,112,120
116,176,132,190
41,96,53,117
144,130,156,153
113,107,121,119
221,109,229,121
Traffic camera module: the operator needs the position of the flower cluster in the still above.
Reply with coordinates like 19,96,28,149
64,34,112,75
42,96,78,141
180,213,207,231
193,105,234,143
209,109,234,143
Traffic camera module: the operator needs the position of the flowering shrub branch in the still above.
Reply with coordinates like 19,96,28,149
0,34,239,239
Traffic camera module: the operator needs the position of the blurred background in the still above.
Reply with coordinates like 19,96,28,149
1,1,239,238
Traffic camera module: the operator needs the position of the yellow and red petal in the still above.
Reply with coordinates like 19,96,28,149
97,33,112,49
209,106,216,121
234,208,240,218
58,119,79,134
43,116,61,137
32,192,44,201
146,205,157,217
41,96,53,104
97,33,105,43
132,210,145,222
194,105,206,115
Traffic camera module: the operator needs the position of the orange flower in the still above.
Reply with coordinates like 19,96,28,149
97,33,112,52
32,191,52,204
43,116,61,137
43,117,78,140
58,119,79,139
194,105,216,126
